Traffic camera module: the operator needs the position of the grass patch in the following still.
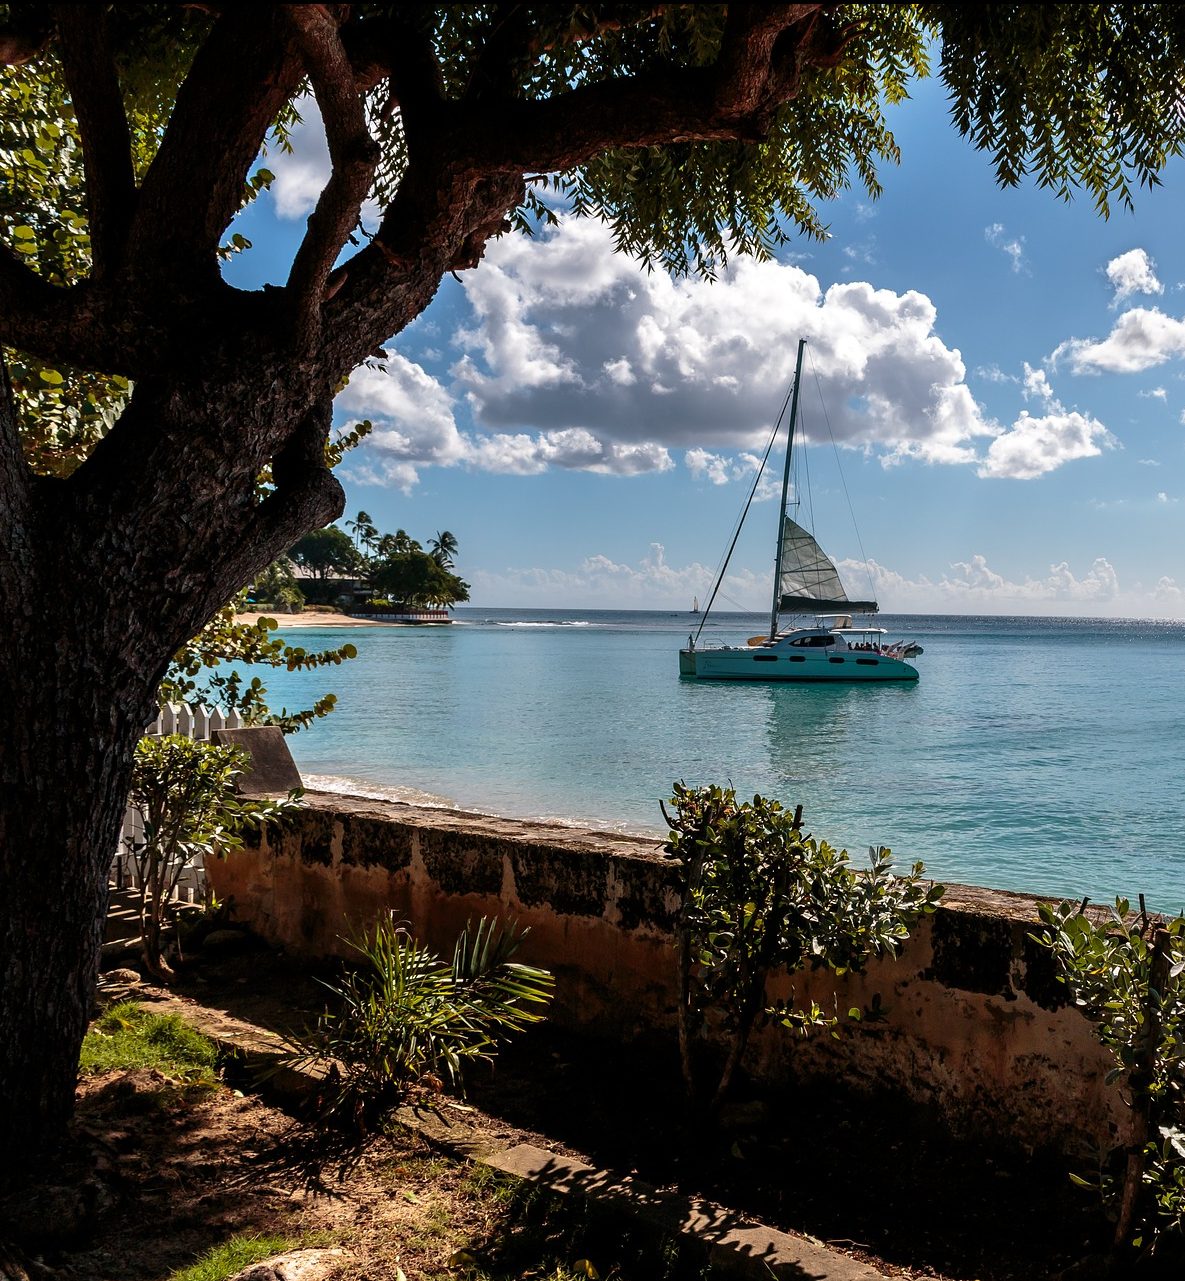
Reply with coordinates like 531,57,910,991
164,1233,298,1281
80,1000,218,1085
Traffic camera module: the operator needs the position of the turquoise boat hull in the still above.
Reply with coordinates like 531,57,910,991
680,644,918,682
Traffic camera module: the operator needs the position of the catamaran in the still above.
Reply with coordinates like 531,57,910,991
680,339,921,683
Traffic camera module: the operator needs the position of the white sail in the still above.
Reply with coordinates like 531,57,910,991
777,516,877,612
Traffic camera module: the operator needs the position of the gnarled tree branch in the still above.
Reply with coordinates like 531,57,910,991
128,7,303,284
53,6,136,279
322,3,836,362
0,7,52,65
283,4,380,344
0,242,73,349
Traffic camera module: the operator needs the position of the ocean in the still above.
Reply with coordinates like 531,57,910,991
253,609,1185,912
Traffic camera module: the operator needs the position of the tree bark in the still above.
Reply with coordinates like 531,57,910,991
0,365,342,1155
0,623,149,1156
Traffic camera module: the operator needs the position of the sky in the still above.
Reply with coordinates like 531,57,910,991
224,71,1185,617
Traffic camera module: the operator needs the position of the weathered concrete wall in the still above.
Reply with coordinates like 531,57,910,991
209,792,1122,1157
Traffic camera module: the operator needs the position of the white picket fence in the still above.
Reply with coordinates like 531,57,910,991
111,703,244,900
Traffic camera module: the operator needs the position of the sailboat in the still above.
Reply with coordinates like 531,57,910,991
679,339,921,683
690,596,700,614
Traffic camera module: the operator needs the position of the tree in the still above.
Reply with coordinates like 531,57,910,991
345,509,378,556
368,546,470,608
250,556,305,613
2,3,1185,1154
427,530,458,569
288,524,362,582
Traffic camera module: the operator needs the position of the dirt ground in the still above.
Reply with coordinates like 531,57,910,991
3,945,1176,1281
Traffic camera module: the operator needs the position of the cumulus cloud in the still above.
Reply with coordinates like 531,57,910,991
855,554,1123,612
1053,308,1185,373
469,547,1185,616
977,410,1113,480
1022,362,1055,404
1138,387,1168,400
467,542,767,609
339,217,1109,487
1106,248,1163,305
338,351,673,489
985,223,1027,273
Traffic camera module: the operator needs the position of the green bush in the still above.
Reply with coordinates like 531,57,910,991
126,735,302,982
1034,900,1185,1256
662,783,942,1112
291,915,554,1127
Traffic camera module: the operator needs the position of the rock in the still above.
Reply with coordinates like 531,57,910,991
229,1248,346,1281
102,968,141,985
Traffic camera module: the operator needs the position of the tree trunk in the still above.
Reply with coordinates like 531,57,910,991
0,638,149,1158
0,363,342,1156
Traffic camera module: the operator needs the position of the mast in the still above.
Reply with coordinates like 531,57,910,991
769,338,807,640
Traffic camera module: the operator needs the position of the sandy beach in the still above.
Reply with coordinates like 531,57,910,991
235,610,379,628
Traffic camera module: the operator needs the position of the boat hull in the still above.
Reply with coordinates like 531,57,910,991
680,646,918,682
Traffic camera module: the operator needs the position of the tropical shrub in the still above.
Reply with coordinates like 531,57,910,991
292,915,554,1128
1034,899,1185,1256
126,735,302,982
661,783,943,1112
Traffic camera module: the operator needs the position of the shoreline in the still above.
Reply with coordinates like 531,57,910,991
236,610,382,628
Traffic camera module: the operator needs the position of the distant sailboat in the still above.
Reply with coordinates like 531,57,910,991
679,338,921,682
690,596,700,614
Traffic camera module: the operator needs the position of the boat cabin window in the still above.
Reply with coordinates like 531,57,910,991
790,634,836,648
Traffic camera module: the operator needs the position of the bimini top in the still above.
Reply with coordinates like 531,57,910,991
776,515,878,614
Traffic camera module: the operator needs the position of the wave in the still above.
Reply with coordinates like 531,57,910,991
301,773,456,809
486,620,595,628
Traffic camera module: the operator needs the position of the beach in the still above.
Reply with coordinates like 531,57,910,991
235,610,378,628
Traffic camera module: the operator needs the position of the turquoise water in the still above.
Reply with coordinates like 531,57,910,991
256,610,1185,911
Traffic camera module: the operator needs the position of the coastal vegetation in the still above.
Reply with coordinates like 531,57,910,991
125,736,301,982
290,914,553,1128
1035,900,1185,1262
661,783,943,1113
277,516,470,608
347,516,470,609
5,0,1185,1160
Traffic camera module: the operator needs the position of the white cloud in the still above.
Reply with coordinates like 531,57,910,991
985,223,1027,274
337,351,468,491
857,554,1122,612
1022,362,1055,404
468,542,766,609
339,217,1110,487
977,410,1113,480
975,363,1018,385
451,217,1002,466
1106,248,1163,305
1053,308,1185,373
686,448,734,486
1138,386,1168,400
467,547,1185,617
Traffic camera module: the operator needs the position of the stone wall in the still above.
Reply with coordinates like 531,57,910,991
208,792,1122,1157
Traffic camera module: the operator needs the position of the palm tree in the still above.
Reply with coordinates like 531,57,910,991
346,510,378,556
428,529,458,568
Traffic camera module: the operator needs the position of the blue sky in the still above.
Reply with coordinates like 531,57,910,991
226,72,1185,617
